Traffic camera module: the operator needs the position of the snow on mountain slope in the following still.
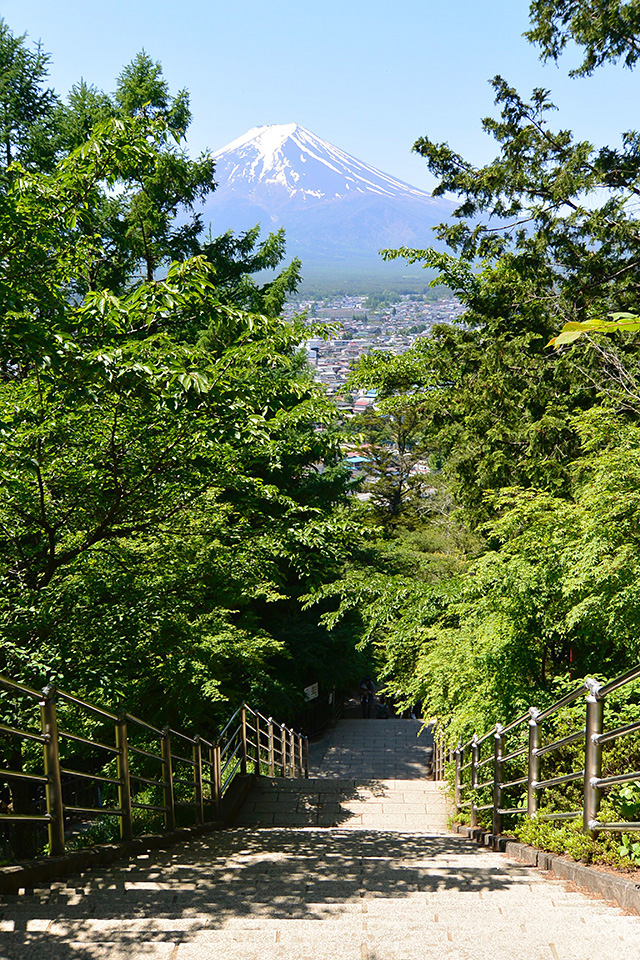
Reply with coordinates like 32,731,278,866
212,123,437,207
203,123,456,270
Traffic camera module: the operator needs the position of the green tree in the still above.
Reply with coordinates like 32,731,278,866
0,111,353,713
0,19,57,177
348,396,434,525
527,0,640,75
335,0,640,738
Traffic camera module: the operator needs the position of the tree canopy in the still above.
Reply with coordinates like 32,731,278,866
0,22,368,740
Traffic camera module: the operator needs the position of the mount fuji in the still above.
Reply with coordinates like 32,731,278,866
201,123,456,276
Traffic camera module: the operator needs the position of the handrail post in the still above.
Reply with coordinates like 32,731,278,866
240,704,248,775
213,741,222,819
255,713,261,776
162,728,176,832
40,685,65,857
527,708,540,818
493,724,504,837
193,736,204,825
289,728,295,778
455,744,462,812
470,735,479,828
297,734,303,778
281,724,287,777
584,679,603,837
268,718,275,776
304,736,310,779
116,712,133,842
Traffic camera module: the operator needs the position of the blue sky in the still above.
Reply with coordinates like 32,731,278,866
2,0,639,192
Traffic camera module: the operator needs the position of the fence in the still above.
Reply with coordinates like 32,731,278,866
432,739,447,781
0,675,308,859
453,664,640,837
293,688,343,737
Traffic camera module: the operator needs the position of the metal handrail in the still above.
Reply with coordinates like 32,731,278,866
58,729,119,754
453,661,640,839
218,707,242,741
502,746,527,764
594,720,640,745
534,770,584,791
55,688,119,723
128,743,163,762
0,722,46,744
598,664,640,698
501,712,530,735
125,712,164,736
0,674,42,700
60,768,122,787
536,684,586,721
534,729,584,757
0,675,308,859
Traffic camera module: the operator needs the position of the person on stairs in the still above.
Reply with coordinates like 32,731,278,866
359,676,375,718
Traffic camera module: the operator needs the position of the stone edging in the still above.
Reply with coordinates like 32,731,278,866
0,774,254,895
452,823,640,914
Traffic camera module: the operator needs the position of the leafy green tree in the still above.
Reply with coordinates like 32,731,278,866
335,0,640,739
0,111,354,715
348,396,434,526
112,52,214,282
527,0,640,75
48,52,214,291
0,19,57,177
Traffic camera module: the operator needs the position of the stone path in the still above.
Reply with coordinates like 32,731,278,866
1,718,640,959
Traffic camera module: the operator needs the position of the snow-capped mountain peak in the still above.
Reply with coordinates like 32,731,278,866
212,123,434,205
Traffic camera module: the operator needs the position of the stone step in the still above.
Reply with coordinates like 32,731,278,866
236,776,449,831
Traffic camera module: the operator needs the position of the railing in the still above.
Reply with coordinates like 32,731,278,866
293,688,343,737
0,674,308,859
453,665,640,837
432,739,448,781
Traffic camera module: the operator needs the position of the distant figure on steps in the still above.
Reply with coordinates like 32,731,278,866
358,676,375,718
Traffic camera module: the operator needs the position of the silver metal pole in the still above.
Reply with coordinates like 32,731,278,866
268,718,275,777
470,735,479,828
255,713,261,776
281,724,287,777
584,679,603,837
455,744,462,812
41,686,65,857
162,728,176,832
213,741,222,819
527,707,540,818
116,713,133,841
493,724,504,837
193,736,204,825
240,704,248,775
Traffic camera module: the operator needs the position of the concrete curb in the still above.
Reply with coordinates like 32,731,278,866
0,774,254,895
452,823,640,914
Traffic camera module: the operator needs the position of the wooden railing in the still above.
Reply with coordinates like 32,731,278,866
0,674,308,859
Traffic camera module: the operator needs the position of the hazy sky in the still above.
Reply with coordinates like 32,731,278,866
2,0,639,192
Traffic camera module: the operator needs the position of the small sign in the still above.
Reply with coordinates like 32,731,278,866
328,692,333,705
304,683,319,701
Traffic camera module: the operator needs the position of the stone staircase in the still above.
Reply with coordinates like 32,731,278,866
236,776,449,831
2,718,640,959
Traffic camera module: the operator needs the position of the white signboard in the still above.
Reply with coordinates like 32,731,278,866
304,683,319,702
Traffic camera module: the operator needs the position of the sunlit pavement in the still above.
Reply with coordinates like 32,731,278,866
1,718,640,959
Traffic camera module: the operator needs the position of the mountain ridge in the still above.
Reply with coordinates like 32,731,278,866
202,123,456,274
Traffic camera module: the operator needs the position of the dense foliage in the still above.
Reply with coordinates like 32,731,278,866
306,0,640,746
0,23,367,746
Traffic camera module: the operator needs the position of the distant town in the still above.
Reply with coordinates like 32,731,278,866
283,292,464,412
